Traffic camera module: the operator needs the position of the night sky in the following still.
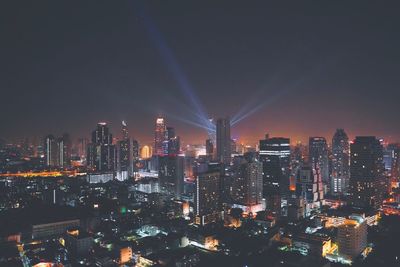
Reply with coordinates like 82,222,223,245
1,1,400,145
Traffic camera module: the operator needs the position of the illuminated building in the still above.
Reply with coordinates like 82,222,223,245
87,122,116,172
65,228,94,256
331,129,350,195
295,165,324,216
231,156,263,207
56,133,71,168
165,126,180,155
154,117,166,156
158,155,184,198
216,117,231,165
292,232,333,258
309,137,329,190
337,215,367,261
32,219,80,239
140,145,152,159
117,121,138,177
259,135,291,214
350,136,385,209
195,168,222,225
120,247,133,264
44,134,57,167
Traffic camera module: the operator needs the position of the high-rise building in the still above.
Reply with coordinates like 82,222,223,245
231,157,263,207
309,137,329,189
87,122,116,172
158,155,184,198
331,129,350,195
296,164,324,216
57,133,71,168
259,135,290,214
337,215,367,261
195,168,222,225
350,136,385,209
216,117,231,165
44,135,57,167
154,117,166,156
165,127,180,155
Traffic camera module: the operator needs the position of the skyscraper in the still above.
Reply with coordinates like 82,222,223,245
216,117,231,165
331,129,350,195
259,135,291,214
87,122,116,172
195,168,222,225
350,136,385,209
259,135,291,194
165,127,180,155
44,135,57,167
158,155,184,198
231,156,263,207
57,133,71,168
295,164,324,216
309,137,329,189
154,117,166,156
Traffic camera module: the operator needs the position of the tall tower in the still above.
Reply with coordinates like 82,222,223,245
309,137,329,188
232,157,263,206
331,129,350,195
87,122,116,172
44,135,57,167
216,117,231,165
154,117,166,156
350,136,385,209
195,168,222,225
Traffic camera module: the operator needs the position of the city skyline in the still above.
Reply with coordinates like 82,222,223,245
1,1,400,144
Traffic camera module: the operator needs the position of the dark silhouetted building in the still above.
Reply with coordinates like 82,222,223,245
159,155,184,198
350,136,385,209
216,117,231,165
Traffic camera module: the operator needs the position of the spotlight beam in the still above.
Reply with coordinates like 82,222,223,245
137,6,212,131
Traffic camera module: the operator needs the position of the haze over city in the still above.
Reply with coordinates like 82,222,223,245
1,1,400,144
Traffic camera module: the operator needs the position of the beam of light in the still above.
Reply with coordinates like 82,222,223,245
231,64,326,126
136,4,213,132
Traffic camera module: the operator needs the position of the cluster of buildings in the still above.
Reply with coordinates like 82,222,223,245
0,116,399,266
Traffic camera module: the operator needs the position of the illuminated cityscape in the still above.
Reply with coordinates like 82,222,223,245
1,1,400,267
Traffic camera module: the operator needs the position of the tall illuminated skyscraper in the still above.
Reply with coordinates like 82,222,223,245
331,129,350,195
87,122,116,172
216,117,231,165
44,135,57,167
154,117,166,156
309,137,329,189
57,133,71,168
231,156,263,207
195,167,222,225
350,136,385,209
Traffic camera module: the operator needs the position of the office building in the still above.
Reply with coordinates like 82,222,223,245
195,169,222,225
231,157,263,207
159,155,184,198
87,122,116,172
44,134,57,167
296,165,324,216
309,137,330,188
154,117,167,156
350,136,385,209
331,129,350,195
337,215,367,261
216,117,231,165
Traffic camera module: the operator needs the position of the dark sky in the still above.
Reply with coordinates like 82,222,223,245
1,1,400,145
